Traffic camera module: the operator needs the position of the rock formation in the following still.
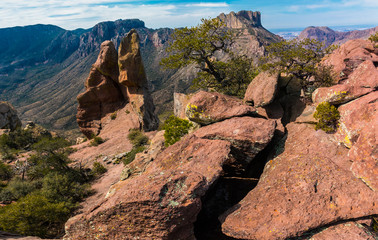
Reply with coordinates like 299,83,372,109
118,29,159,131
298,26,378,47
244,71,279,107
185,91,257,125
0,102,21,130
220,39,378,239
77,41,125,137
65,91,276,239
77,30,158,138
313,39,378,105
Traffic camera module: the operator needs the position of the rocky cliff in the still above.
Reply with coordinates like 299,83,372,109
0,11,280,130
63,38,377,240
298,26,378,47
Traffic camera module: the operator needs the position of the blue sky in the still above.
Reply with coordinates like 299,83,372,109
0,0,377,30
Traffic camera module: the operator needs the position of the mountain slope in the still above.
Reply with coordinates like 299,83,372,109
0,11,281,130
298,26,378,47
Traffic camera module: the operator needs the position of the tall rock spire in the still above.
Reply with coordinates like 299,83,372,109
76,29,158,138
118,29,159,132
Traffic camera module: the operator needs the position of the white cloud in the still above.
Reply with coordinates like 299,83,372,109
185,3,229,8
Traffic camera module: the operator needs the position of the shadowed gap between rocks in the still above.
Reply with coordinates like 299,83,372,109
193,132,287,240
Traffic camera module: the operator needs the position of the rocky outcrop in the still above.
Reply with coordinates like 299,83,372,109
313,39,378,105
321,39,378,80
173,92,191,119
77,41,125,137
219,10,262,28
244,71,279,107
0,102,21,130
221,123,377,240
118,29,159,131
77,30,158,137
185,91,256,125
220,39,378,240
298,26,378,47
65,91,276,239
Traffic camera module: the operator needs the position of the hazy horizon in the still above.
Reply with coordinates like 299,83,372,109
0,0,377,31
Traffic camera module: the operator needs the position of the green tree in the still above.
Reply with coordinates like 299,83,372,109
262,38,336,96
27,137,72,180
161,18,256,96
0,193,71,238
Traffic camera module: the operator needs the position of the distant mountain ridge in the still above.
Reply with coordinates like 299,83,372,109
0,11,281,130
298,26,378,46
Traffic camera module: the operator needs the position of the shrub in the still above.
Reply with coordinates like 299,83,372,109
90,136,105,147
127,129,149,147
0,161,13,181
122,146,146,165
0,193,71,238
40,172,90,203
313,102,340,133
0,178,39,203
368,32,378,43
91,162,107,177
163,115,193,146
110,112,117,120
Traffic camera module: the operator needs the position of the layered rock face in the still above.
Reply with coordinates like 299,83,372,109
219,10,262,28
77,30,158,137
0,102,21,130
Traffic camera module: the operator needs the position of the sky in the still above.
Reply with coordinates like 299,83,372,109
0,0,377,31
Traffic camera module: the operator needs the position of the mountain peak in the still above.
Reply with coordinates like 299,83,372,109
218,10,262,29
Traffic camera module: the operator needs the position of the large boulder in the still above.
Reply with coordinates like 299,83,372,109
220,123,377,240
309,221,377,240
185,91,256,125
64,135,233,240
118,29,159,131
322,39,378,80
334,92,378,191
194,117,276,162
244,71,279,107
0,102,21,131
173,92,191,119
313,60,378,104
77,41,125,137
64,115,276,239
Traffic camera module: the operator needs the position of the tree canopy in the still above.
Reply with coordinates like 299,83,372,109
261,38,336,95
161,18,257,97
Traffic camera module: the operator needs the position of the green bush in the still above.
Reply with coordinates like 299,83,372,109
121,129,149,165
163,115,193,146
313,102,340,133
110,112,117,120
368,32,378,43
0,162,13,181
0,193,71,238
128,129,149,147
40,172,90,203
0,178,39,203
122,146,146,165
90,136,105,146
91,162,107,177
